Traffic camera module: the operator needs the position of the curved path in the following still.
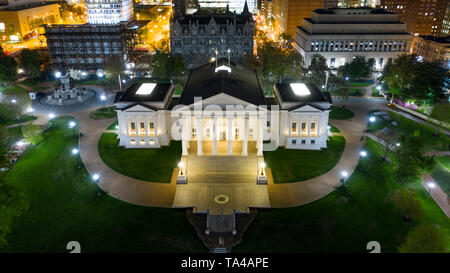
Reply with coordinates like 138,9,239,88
268,97,387,207
32,97,387,209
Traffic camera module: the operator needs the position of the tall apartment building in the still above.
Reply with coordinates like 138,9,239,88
271,0,325,36
196,0,258,14
379,0,449,37
293,8,412,69
85,0,134,24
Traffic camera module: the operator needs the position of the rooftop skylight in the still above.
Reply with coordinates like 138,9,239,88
136,83,157,95
290,83,311,96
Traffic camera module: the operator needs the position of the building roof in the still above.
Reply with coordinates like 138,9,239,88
275,82,331,105
114,82,172,103
179,59,266,106
418,35,450,44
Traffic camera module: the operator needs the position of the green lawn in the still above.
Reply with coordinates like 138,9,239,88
349,81,373,87
0,84,28,95
436,156,450,170
1,117,205,253
0,114,37,127
371,87,383,97
328,123,340,133
98,133,182,182
19,79,52,91
265,136,345,183
89,107,117,120
349,88,365,97
174,86,183,95
106,121,118,130
330,106,355,120
235,139,450,253
431,162,450,196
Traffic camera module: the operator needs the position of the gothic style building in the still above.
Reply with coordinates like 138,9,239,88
170,2,255,65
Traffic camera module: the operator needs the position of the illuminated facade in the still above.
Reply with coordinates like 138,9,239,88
196,0,258,14
0,2,60,43
86,0,134,24
114,62,332,153
379,0,449,37
170,4,255,64
411,35,450,68
293,8,412,69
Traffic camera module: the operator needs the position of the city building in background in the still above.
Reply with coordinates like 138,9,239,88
170,2,254,66
195,0,258,14
0,2,60,45
0,0,46,8
44,0,145,70
86,0,134,24
293,8,412,69
270,0,330,37
379,0,449,37
338,0,379,7
411,35,450,68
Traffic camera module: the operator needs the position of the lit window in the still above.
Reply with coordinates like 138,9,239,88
130,139,136,145
140,139,146,145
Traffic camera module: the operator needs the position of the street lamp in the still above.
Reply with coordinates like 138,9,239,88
69,121,76,128
369,116,376,123
376,85,382,91
396,142,401,147
11,99,17,104
427,182,436,195
92,173,100,182
260,162,266,176
360,150,367,157
178,161,184,175
71,148,79,155
48,113,55,119
55,71,62,78
100,94,106,107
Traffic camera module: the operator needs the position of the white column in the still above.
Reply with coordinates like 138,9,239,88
182,117,188,155
134,116,138,137
143,116,148,137
212,117,217,155
196,117,202,156
307,116,311,138
125,115,129,136
257,117,263,156
242,117,248,156
227,117,233,155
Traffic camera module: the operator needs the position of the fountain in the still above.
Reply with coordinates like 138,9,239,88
41,73,96,106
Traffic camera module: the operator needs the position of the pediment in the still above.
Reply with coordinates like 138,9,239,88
290,104,324,113
122,104,156,112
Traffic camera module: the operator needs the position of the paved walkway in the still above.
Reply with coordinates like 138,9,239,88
45,108,178,208
268,97,386,207
422,173,450,217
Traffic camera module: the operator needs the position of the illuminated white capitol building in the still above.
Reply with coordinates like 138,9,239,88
114,61,332,155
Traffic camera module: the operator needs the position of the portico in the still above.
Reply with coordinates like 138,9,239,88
181,116,263,156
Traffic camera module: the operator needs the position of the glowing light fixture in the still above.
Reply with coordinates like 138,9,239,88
48,113,55,119
55,71,61,78
136,83,157,95
72,148,79,155
360,150,367,157
215,65,231,73
427,182,435,189
341,171,348,177
290,83,311,96
369,116,376,123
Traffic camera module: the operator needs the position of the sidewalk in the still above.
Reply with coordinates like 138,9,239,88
422,173,450,217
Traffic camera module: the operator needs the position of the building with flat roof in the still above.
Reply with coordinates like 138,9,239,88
293,7,412,69
0,2,60,43
114,60,332,152
411,35,450,68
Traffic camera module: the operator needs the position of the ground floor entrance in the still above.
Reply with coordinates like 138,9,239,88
187,141,258,156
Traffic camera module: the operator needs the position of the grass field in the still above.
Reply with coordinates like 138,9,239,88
330,106,355,120
173,86,183,95
89,107,117,120
349,81,373,88
235,139,450,253
1,117,206,253
98,133,182,182
349,88,365,97
265,136,345,183
19,79,52,91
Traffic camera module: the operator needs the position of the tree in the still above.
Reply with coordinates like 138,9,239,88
243,54,262,72
169,54,185,79
18,49,41,80
0,178,28,248
328,73,349,102
307,54,328,87
0,126,10,166
395,135,435,184
342,56,374,80
0,54,18,83
0,104,19,123
22,123,44,145
430,103,450,123
151,51,170,79
398,224,447,253
392,188,423,222
103,55,125,90
257,39,303,82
